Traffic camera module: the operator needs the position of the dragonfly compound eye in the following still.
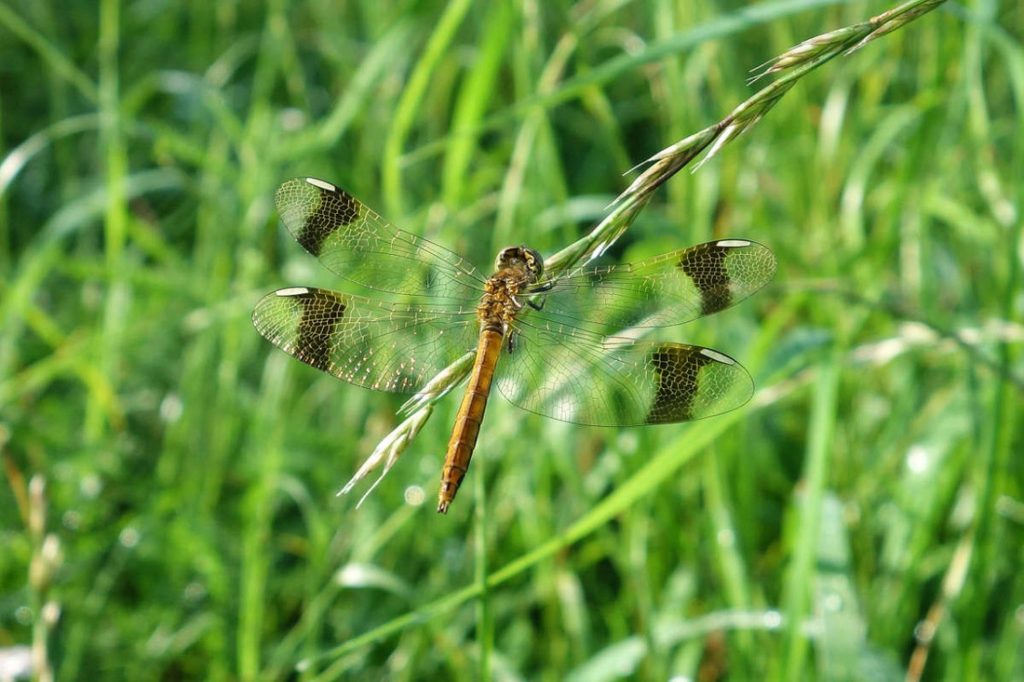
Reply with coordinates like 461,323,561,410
523,247,544,279
495,247,516,270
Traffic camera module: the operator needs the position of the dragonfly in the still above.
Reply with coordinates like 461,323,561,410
253,177,775,513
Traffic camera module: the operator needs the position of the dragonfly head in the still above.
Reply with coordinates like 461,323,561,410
495,246,544,283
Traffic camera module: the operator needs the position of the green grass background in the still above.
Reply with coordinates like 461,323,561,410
1,0,1022,679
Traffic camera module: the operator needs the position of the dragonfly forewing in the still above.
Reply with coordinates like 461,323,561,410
526,239,775,336
275,178,486,302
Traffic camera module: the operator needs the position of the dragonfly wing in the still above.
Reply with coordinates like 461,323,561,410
495,320,753,426
253,287,479,394
275,177,485,301
528,239,775,334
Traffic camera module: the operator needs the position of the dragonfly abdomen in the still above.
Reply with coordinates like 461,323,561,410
438,325,505,513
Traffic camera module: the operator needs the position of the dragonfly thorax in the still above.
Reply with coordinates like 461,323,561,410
477,246,544,331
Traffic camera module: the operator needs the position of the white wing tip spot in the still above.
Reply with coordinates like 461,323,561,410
276,287,311,297
700,348,735,364
305,177,336,192
715,239,751,248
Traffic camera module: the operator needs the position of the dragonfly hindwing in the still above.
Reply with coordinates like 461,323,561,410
646,344,711,423
280,287,348,372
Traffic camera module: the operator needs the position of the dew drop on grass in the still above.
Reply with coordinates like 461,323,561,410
62,511,80,530
119,527,140,548
905,444,931,475
822,591,844,612
716,528,735,547
184,581,206,602
160,394,183,422
403,486,425,506
80,474,102,499
913,620,936,643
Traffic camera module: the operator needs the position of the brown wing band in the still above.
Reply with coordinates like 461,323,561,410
294,290,347,371
277,179,361,257
678,242,731,315
646,345,714,423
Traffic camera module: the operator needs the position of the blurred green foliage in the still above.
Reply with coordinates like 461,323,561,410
0,0,1021,680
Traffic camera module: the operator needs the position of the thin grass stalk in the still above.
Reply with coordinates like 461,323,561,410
27,475,62,682
779,350,838,679
474,456,493,681
0,3,98,103
96,0,128,443
383,0,474,218
905,530,974,681
338,0,948,506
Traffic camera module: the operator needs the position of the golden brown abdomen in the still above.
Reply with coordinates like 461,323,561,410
437,326,504,513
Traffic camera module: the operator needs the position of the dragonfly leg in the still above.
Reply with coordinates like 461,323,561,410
530,281,555,293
